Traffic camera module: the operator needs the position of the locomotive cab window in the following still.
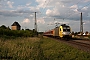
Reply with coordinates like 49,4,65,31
63,27,67,32
63,26,70,32
67,27,70,32
67,27,70,29
67,29,70,31
63,29,66,31
63,27,66,29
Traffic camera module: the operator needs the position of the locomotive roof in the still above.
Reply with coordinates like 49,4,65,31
61,24,69,27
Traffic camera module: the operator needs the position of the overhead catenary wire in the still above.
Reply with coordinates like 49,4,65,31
40,0,82,19
62,0,83,19
41,0,83,20
47,0,84,26
40,0,51,16
40,0,90,22
64,1,90,20
53,0,83,25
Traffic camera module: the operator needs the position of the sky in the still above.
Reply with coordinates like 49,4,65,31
0,0,90,32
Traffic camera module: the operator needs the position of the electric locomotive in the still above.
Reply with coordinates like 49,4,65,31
44,24,72,38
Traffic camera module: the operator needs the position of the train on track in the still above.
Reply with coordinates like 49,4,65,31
43,24,72,39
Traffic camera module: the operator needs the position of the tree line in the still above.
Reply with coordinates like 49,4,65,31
0,25,38,38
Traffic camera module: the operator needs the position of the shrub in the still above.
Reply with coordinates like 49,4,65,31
0,28,36,38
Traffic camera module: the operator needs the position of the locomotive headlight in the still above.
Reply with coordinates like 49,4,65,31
63,32,70,35
62,32,66,34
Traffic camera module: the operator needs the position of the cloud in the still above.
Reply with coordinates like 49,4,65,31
46,8,60,16
26,3,31,6
81,7,88,11
1,0,90,21
29,7,40,12
0,0,90,32
36,0,90,20
84,0,90,2
70,5,78,9
37,18,45,24
0,0,8,8
7,1,14,8
16,5,40,13
36,0,46,8
0,0,9,2
22,18,30,24
0,9,34,17
0,10,20,17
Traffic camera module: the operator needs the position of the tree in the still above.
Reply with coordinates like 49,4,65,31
0,25,7,29
71,31,74,35
7,26,11,30
85,31,88,35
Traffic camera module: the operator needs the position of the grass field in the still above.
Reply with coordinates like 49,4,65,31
0,37,90,60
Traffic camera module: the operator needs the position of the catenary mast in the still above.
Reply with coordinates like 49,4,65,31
35,12,37,32
80,12,83,35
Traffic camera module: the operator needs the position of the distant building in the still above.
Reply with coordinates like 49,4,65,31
11,21,21,30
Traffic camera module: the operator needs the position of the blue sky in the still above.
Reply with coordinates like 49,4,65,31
0,0,90,32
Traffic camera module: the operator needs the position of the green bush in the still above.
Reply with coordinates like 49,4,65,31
0,28,36,38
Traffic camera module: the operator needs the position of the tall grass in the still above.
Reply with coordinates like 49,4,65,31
41,38,90,60
0,37,90,60
0,37,41,60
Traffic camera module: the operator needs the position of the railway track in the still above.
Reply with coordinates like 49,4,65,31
46,36,90,53
67,40,90,52
68,40,90,48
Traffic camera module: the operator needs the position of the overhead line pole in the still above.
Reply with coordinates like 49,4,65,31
35,12,37,32
80,12,83,35
34,12,38,36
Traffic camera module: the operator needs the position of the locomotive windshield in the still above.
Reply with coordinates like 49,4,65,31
63,26,70,32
